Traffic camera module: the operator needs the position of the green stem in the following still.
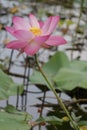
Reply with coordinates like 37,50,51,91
35,55,79,130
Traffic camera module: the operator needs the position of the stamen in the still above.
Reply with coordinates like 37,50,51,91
30,27,42,36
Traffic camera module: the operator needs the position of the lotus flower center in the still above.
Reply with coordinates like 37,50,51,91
30,27,42,36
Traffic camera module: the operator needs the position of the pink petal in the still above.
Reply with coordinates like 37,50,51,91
29,14,40,28
12,16,31,30
38,21,44,28
42,17,52,34
45,36,67,46
35,35,50,44
6,40,27,49
13,30,34,41
5,26,15,34
42,16,60,34
24,41,40,55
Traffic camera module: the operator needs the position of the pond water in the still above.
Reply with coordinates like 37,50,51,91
0,0,87,130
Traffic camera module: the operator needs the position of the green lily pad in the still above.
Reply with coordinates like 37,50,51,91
30,51,87,91
0,110,32,130
0,69,23,100
54,60,87,90
54,68,87,90
30,51,70,89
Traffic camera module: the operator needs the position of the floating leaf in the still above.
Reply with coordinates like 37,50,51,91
0,69,23,100
30,70,48,86
31,51,87,91
54,67,87,91
71,60,87,71
43,51,70,76
4,104,23,114
30,51,70,89
0,110,32,130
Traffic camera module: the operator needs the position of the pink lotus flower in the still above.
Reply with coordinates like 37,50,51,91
6,14,66,55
